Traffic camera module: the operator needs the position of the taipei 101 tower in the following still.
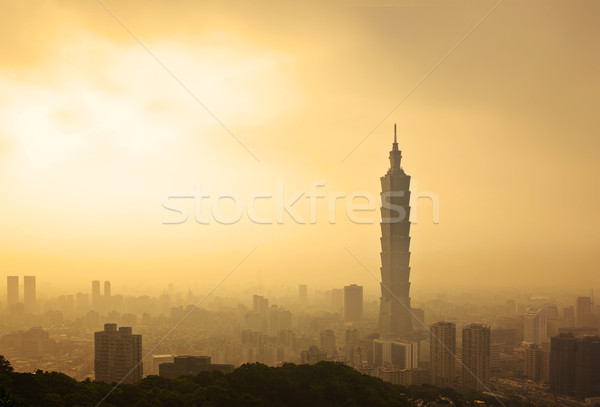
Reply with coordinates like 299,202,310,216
378,124,413,338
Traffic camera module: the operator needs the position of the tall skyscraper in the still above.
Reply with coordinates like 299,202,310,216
104,280,111,297
378,125,413,338
94,323,143,384
551,333,600,398
430,321,456,387
344,284,363,322
550,333,578,396
23,276,36,313
523,308,547,344
6,276,19,306
91,280,101,310
576,296,592,327
575,335,600,399
462,324,490,391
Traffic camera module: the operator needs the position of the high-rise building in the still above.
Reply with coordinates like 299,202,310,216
462,324,490,392
344,329,360,366
430,321,456,387
524,308,547,344
541,342,551,383
23,276,36,313
373,339,418,369
551,333,600,398
298,284,307,305
6,276,18,306
524,343,546,381
545,305,559,319
104,281,111,297
94,323,143,384
320,329,337,357
576,297,592,327
575,335,600,398
563,306,575,327
550,333,578,396
92,280,101,310
344,284,363,322
378,125,413,338
330,288,343,313
252,295,268,314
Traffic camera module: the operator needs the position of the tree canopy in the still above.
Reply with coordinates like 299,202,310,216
0,356,529,407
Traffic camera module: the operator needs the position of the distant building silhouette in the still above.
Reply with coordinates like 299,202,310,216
462,324,490,391
94,323,142,384
491,328,517,353
301,345,327,365
104,281,111,297
6,276,18,306
523,308,547,344
344,284,363,322
159,356,233,379
373,339,418,370
379,367,430,387
344,329,360,367
429,321,456,387
91,280,101,310
320,329,337,357
563,306,575,327
576,297,593,327
23,276,36,313
298,284,307,305
378,125,413,338
330,288,343,313
152,354,174,375
252,295,268,314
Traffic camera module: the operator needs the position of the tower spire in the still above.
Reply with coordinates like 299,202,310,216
390,124,401,168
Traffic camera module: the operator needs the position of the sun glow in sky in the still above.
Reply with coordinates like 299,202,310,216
1,0,599,295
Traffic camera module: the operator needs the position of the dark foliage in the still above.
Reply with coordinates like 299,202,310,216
0,356,530,407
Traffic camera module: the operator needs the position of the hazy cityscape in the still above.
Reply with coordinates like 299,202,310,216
1,133,599,406
1,0,599,406
1,274,599,405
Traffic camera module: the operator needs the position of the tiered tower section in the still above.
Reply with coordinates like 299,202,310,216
378,125,413,338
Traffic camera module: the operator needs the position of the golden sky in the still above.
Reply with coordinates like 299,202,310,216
1,0,598,294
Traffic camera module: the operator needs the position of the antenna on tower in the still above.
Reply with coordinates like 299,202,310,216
394,124,397,143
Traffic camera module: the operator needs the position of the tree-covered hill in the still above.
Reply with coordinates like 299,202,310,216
0,355,528,407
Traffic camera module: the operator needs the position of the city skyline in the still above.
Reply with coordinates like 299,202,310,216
0,1,599,405
0,1,598,291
